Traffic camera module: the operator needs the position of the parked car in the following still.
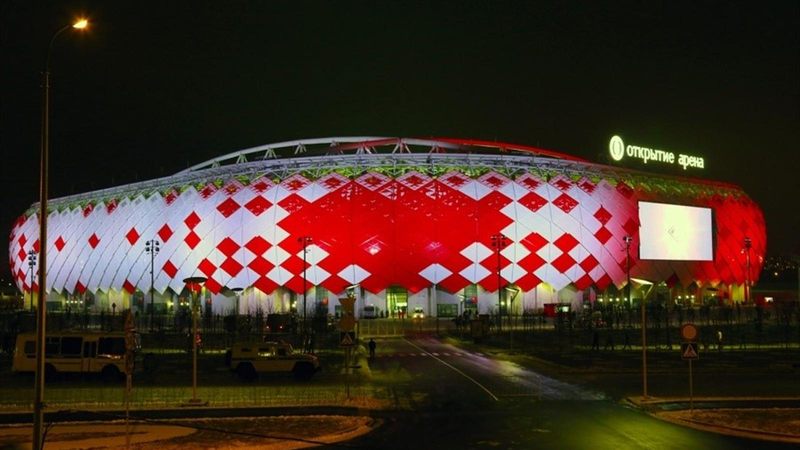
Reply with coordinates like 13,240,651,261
225,341,320,381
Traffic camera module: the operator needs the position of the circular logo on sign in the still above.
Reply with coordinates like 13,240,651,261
609,135,625,161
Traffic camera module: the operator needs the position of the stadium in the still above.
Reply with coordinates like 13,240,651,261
7,137,766,318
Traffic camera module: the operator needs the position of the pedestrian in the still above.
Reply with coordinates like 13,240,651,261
623,329,632,350
368,338,376,359
604,331,615,351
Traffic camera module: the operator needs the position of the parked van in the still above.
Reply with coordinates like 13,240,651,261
362,305,380,319
13,332,131,380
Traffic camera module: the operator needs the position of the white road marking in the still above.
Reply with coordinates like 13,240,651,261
405,339,499,402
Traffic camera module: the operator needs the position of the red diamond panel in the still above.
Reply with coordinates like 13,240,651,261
54,236,65,252
244,196,272,216
17,234,27,248
158,224,174,243
552,178,572,191
216,198,241,218
595,274,612,291
126,227,140,245
250,179,272,193
82,204,93,217
220,257,243,277
123,280,136,294
184,212,201,229
579,255,599,272
245,236,271,255
552,193,578,213
254,276,279,294
578,179,596,193
519,192,548,212
106,199,119,214
616,181,634,198
204,277,222,294
623,218,638,236
217,238,240,257
553,233,579,252
518,252,547,273
520,232,547,252
163,260,178,278
519,176,541,191
200,184,217,199
594,206,612,225
17,248,25,261
551,252,577,273
164,190,178,205
442,173,468,188
574,274,593,290
278,194,309,214
198,258,217,278
184,231,201,250
594,227,612,244
88,233,100,249
75,281,86,294
514,273,542,291
247,256,274,275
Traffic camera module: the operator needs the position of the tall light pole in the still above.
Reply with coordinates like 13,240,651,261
27,250,37,310
625,234,647,398
145,239,160,331
491,233,510,332
743,237,752,303
231,287,244,315
298,236,312,339
183,276,207,406
33,18,89,450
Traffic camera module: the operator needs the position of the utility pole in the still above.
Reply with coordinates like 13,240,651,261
145,239,160,331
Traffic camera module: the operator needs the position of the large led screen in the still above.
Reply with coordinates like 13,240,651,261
638,201,714,261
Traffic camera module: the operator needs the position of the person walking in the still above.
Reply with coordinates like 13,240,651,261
368,338,377,359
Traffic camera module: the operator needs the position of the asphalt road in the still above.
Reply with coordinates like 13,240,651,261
347,337,797,449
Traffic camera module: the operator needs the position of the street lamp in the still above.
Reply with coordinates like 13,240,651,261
33,17,89,450
27,250,37,310
145,239,160,331
231,287,244,315
625,234,648,399
743,237,752,303
298,236,312,339
490,233,510,332
183,276,207,406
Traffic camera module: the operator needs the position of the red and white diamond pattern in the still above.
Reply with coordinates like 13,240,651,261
8,169,767,296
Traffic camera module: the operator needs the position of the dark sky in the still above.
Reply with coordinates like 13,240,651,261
2,1,798,281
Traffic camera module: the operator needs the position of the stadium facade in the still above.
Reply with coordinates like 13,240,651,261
8,137,766,318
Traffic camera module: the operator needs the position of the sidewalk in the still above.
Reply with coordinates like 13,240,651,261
627,395,800,445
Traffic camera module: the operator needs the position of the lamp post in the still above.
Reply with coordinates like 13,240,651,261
27,251,37,310
231,287,243,315
743,237,752,303
298,236,312,338
145,239,160,331
491,233,510,332
183,276,207,406
33,18,89,450
625,234,647,398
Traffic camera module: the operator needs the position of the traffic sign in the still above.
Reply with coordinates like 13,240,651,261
340,331,356,347
681,342,699,360
338,297,355,313
680,323,698,341
339,314,356,331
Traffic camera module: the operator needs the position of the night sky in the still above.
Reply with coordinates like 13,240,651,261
1,1,798,282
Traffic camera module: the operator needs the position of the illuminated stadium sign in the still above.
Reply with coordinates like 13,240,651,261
609,135,705,170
